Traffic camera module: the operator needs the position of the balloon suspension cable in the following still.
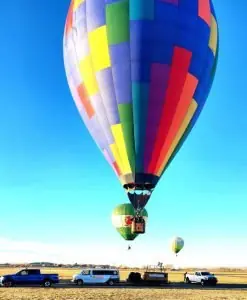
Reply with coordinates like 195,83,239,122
135,207,143,218
133,190,139,218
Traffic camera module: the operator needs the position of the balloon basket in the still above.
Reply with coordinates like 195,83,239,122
131,217,145,234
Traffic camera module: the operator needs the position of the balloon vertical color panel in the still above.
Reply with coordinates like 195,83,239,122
63,0,219,208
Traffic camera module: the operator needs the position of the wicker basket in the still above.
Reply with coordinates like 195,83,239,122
131,217,146,234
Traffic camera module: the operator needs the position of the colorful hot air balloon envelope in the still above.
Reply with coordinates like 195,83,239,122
171,237,184,255
111,203,148,240
63,0,219,211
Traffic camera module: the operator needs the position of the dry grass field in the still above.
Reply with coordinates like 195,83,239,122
0,288,247,300
0,268,246,300
1,268,246,284
0,268,246,284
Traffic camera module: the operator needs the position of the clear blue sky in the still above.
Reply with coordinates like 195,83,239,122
0,0,246,266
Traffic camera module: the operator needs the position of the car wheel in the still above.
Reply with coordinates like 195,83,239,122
108,280,114,286
3,281,13,287
77,279,84,286
185,278,190,284
201,280,205,286
43,280,52,287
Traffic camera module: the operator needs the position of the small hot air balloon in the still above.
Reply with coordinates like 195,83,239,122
171,237,184,256
111,203,148,241
63,0,219,220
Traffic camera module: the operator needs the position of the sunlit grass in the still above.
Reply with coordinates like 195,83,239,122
0,268,246,300
0,268,247,284
0,288,246,300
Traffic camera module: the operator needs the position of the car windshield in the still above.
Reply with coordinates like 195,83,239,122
81,270,90,275
201,272,211,275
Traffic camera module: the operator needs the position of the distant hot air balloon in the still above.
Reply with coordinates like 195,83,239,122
171,237,184,256
63,0,219,216
111,203,148,241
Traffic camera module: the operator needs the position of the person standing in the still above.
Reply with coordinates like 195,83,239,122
184,272,187,282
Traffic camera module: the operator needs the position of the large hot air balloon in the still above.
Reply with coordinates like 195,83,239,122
112,203,148,241
171,236,184,256
63,1,219,215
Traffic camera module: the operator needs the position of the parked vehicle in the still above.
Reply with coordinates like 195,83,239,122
0,269,59,287
72,268,120,286
185,271,217,286
127,271,168,286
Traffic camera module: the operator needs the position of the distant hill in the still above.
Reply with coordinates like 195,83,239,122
0,263,246,272
30,262,55,266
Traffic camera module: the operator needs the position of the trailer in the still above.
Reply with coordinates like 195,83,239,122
127,270,168,286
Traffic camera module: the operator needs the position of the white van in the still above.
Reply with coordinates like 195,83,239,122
72,268,120,286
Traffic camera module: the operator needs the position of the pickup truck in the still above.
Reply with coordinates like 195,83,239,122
0,269,59,287
185,271,217,286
